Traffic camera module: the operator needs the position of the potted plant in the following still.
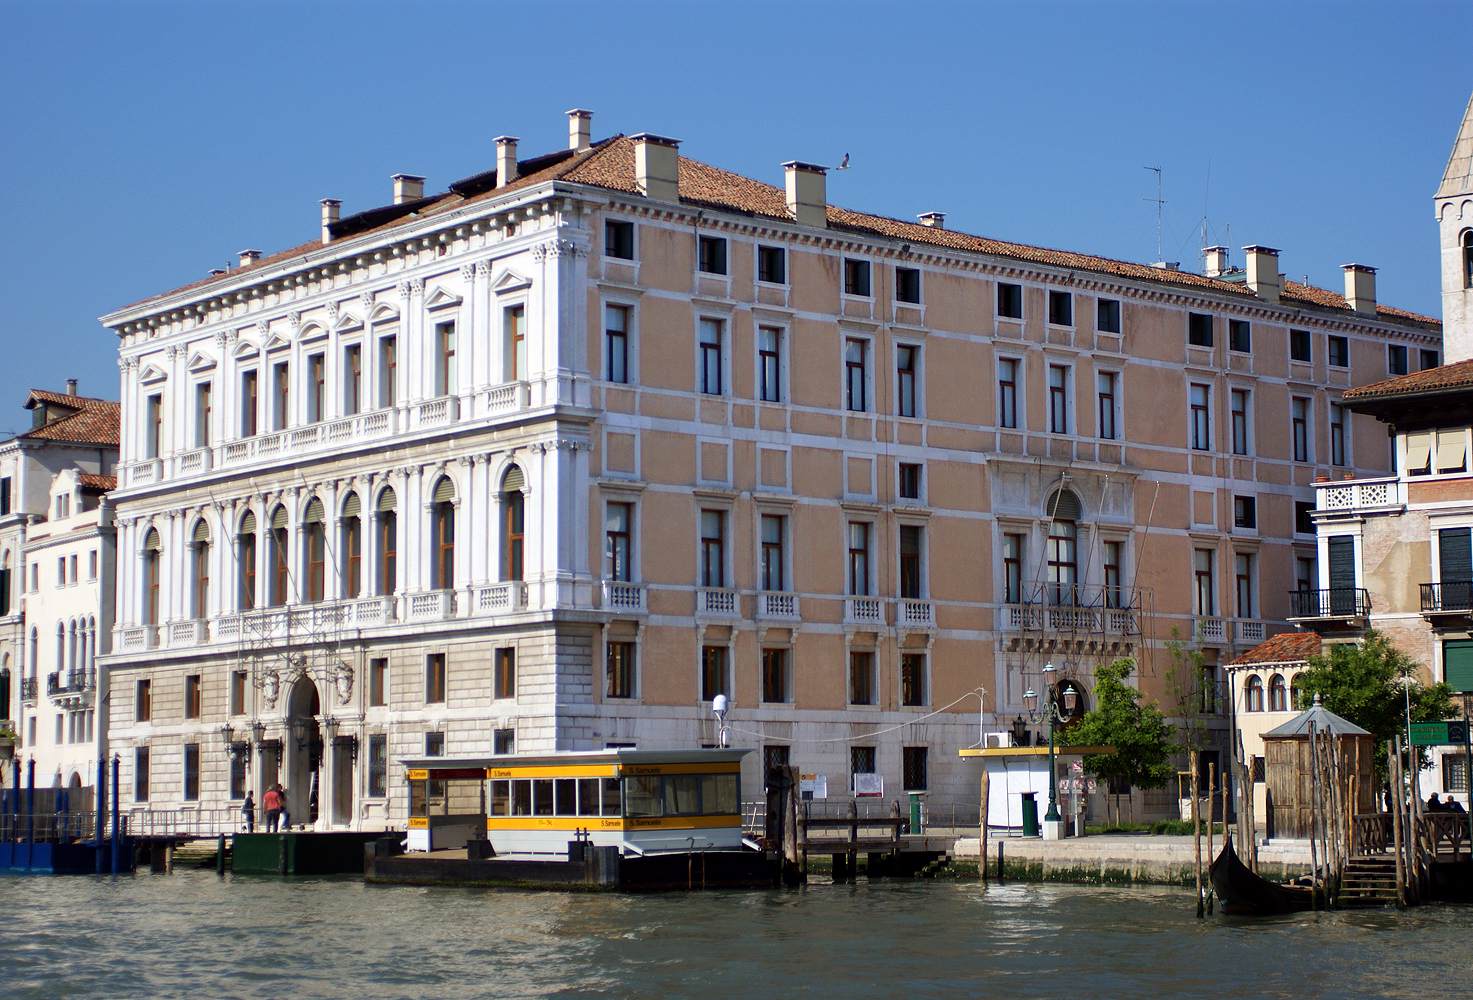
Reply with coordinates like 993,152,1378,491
0,722,16,762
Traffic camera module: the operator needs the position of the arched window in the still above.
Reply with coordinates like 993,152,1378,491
1463,229,1473,290
376,488,398,597
430,478,456,590
268,505,289,607
237,511,258,611
1044,489,1081,607
87,616,96,672
340,493,363,598
142,529,162,626
1290,676,1306,711
0,656,9,717
67,620,77,678
190,519,211,618
1245,675,1264,712
55,622,65,673
0,551,11,618
501,466,525,582
302,498,326,602
28,627,38,678
1269,673,1287,712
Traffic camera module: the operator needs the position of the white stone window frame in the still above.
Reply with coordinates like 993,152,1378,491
1428,512,1473,588
754,241,789,289
1316,525,1364,593
694,311,732,398
600,482,644,585
840,329,876,415
895,511,931,601
1230,543,1261,620
844,643,880,710
602,215,639,264
600,293,641,387
338,336,366,418
753,496,796,596
751,315,790,407
1095,366,1124,443
1045,357,1074,436
598,622,643,705
894,336,925,421
898,648,932,711
1227,383,1254,457
1046,287,1076,330
695,493,736,591
757,641,795,707
841,254,875,302
492,277,532,387
841,507,880,598
996,353,1025,430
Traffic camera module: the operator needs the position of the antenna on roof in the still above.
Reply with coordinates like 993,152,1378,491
1144,166,1165,264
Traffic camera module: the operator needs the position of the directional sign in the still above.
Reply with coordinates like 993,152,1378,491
1410,721,1470,746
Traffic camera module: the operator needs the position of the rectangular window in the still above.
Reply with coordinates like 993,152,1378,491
847,521,871,596
230,670,246,716
305,352,325,422
606,642,635,699
1290,328,1312,363
1096,371,1118,440
700,509,726,588
1193,548,1216,616
757,244,786,284
184,674,201,720
271,361,289,431
845,338,869,412
1296,555,1317,593
183,743,200,801
1188,312,1214,348
1329,402,1347,466
1443,754,1469,794
698,235,727,275
1235,553,1256,618
899,525,924,599
898,463,922,501
1189,383,1211,451
1438,527,1470,590
605,502,632,582
425,653,446,704
896,267,921,304
997,282,1024,320
1234,495,1257,530
145,394,163,458
1295,501,1315,536
425,732,445,757
699,318,724,395
88,550,97,580
901,653,927,707
135,679,151,722
1096,297,1121,334
605,219,635,259
1230,388,1250,455
843,258,871,297
758,326,782,403
1422,349,1441,370
851,746,877,783
343,343,362,416
1103,540,1124,608
493,728,516,755
504,306,526,382
1048,364,1071,434
1388,344,1409,376
378,334,398,408
1292,397,1310,462
494,647,516,700
134,748,150,803
194,381,213,447
997,357,1019,429
701,645,728,701
762,648,790,703
369,657,387,707
368,735,387,796
434,321,456,396
1048,290,1073,326
1229,319,1251,353
1328,335,1349,368
849,650,876,705
0,477,9,515
604,305,629,384
230,746,247,800
1003,533,1024,604
902,746,929,791
760,514,786,592
896,344,918,418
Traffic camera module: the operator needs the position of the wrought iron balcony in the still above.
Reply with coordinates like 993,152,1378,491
1288,587,1370,622
1421,581,1473,617
999,583,1141,635
20,677,38,702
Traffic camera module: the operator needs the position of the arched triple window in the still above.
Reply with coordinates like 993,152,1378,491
237,511,258,611
340,493,363,598
1244,675,1264,712
142,529,162,626
1045,488,1081,606
376,488,398,596
430,477,456,590
501,466,525,582
1268,673,1287,712
190,519,211,618
268,506,289,607
303,498,326,602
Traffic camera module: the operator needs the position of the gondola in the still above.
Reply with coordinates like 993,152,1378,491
1208,834,1317,915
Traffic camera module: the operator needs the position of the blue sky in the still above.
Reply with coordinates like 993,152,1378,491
0,0,1468,422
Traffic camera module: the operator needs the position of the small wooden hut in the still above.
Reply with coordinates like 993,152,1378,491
1262,695,1376,839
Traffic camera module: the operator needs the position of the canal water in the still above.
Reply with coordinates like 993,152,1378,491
2,872,1468,998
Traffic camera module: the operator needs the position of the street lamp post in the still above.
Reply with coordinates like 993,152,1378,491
1022,662,1079,839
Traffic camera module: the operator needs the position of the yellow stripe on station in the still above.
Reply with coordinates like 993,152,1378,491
407,817,429,829
485,764,619,779
616,762,742,777
484,814,741,832
407,769,429,781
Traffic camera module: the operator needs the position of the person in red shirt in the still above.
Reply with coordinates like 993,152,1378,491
263,785,283,832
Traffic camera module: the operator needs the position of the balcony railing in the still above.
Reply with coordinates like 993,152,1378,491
1421,580,1473,615
1289,587,1371,620
998,583,1141,635
19,677,37,702
896,598,935,628
1235,619,1269,645
845,597,885,626
699,587,738,617
406,589,455,621
1195,617,1228,644
757,591,800,620
46,669,95,697
601,580,646,613
1315,476,1403,516
474,582,528,614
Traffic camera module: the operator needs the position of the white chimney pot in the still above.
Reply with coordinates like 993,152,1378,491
320,198,342,245
566,109,593,152
632,133,681,203
496,137,520,188
1243,245,1282,303
783,161,827,229
1342,263,1378,316
392,174,425,205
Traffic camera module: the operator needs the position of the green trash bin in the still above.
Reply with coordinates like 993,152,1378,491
1021,792,1039,838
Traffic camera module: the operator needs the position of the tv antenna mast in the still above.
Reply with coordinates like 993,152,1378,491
1144,166,1165,263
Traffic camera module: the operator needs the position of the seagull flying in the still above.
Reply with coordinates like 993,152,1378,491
836,153,849,171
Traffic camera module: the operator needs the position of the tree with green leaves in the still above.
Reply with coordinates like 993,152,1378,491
1062,657,1176,824
1295,629,1454,780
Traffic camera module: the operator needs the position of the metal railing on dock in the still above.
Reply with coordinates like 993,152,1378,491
0,811,103,843
125,808,239,839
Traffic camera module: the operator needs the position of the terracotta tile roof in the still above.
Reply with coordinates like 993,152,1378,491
1229,631,1322,666
110,134,1441,335
1343,356,1473,403
17,391,120,447
76,473,117,492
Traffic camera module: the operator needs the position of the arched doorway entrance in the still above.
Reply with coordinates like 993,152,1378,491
285,677,322,829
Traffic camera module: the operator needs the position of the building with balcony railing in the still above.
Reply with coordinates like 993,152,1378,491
95,109,1443,826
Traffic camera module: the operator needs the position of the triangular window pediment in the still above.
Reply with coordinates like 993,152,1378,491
334,310,363,333
424,286,463,311
492,269,533,295
264,333,291,353
138,364,168,385
186,352,217,373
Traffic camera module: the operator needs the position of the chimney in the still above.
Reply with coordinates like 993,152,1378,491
65,379,78,396
496,137,519,187
1243,245,1281,303
632,133,681,203
783,161,828,229
1342,263,1377,316
208,268,227,276
917,212,945,229
238,248,262,268
566,109,592,151
392,174,425,204
320,198,341,244
1202,245,1230,278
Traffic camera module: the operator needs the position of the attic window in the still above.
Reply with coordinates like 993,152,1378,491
698,235,727,276
1187,312,1214,348
605,220,635,260
1328,335,1349,369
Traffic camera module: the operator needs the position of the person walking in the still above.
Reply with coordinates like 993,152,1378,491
242,790,256,833
263,785,283,833
279,785,291,831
